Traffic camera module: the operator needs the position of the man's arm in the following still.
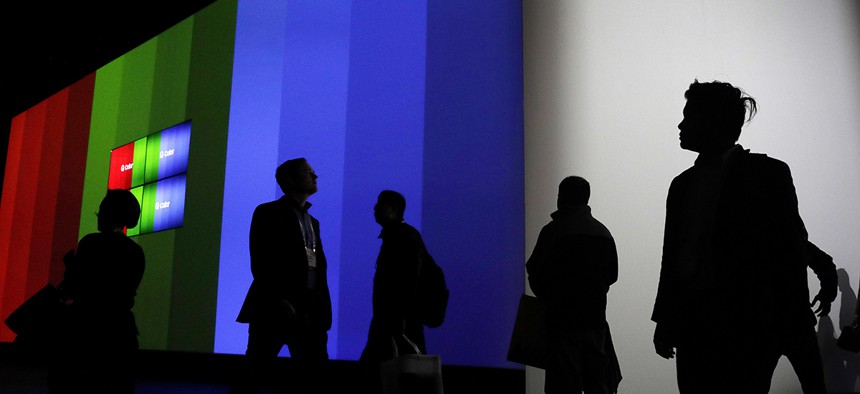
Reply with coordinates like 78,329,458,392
248,204,296,318
653,179,683,359
606,237,619,287
526,226,550,299
806,241,837,316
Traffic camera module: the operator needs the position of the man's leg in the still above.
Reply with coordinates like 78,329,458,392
784,327,827,394
231,323,284,394
580,328,609,394
676,340,740,394
545,324,583,394
287,324,328,393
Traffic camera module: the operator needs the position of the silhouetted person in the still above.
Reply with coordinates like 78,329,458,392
48,189,145,393
360,190,427,394
234,158,332,394
836,268,858,329
784,241,837,392
855,271,860,330
652,80,824,393
526,176,619,394
849,269,860,325
822,268,860,392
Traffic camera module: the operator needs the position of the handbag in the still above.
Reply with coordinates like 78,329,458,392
4,284,67,360
380,334,444,394
4,283,65,338
506,293,548,369
836,323,860,353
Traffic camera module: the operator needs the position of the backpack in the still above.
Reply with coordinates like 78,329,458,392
418,247,449,328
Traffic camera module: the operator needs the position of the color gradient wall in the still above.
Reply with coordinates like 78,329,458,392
0,75,95,343
0,0,237,352
216,0,524,366
1,0,525,369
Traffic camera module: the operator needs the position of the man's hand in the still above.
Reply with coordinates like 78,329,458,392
282,300,297,323
654,339,676,359
654,323,677,359
810,294,831,317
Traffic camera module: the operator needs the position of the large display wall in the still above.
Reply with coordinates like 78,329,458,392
0,0,524,369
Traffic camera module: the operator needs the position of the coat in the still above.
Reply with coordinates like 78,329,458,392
237,196,332,331
652,146,812,342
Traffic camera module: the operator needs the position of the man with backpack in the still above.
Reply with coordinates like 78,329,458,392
360,190,435,393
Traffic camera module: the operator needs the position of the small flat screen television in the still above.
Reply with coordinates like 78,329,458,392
109,120,191,235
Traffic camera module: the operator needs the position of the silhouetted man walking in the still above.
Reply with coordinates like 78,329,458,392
527,176,619,394
360,190,428,394
652,80,825,393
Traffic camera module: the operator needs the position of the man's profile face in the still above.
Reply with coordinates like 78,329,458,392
374,200,396,226
678,100,718,153
294,162,318,195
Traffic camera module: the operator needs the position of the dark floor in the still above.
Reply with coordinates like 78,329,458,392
0,342,525,394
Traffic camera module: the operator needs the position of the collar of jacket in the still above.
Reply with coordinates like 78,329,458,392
278,195,312,212
378,220,407,239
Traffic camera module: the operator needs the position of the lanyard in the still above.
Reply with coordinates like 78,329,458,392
294,207,316,252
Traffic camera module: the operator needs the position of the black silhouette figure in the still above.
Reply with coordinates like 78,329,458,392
855,271,860,324
233,158,332,394
838,269,860,390
818,279,860,393
782,241,837,392
360,190,428,394
48,189,145,393
836,268,859,330
526,176,620,394
652,80,825,393
819,268,860,392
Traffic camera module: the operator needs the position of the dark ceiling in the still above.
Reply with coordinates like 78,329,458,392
1,0,215,190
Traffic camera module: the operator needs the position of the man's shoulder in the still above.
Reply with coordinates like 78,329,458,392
252,199,293,223
384,222,422,242
401,221,420,233
255,197,288,211
671,166,697,184
735,150,791,175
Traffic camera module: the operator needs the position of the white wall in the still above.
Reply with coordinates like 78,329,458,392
523,1,860,393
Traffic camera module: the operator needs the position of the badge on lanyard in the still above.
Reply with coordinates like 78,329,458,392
306,246,317,269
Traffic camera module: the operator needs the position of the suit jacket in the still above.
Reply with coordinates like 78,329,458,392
652,146,812,340
237,196,332,331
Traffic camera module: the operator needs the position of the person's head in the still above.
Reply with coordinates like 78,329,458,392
374,190,406,226
557,176,590,209
97,189,141,233
276,157,318,196
678,80,757,153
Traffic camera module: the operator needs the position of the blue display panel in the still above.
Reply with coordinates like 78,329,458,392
145,120,192,184
150,174,187,232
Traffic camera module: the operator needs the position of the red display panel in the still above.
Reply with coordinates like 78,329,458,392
108,142,136,190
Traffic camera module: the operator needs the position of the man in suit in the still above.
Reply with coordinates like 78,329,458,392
652,80,825,393
234,157,332,394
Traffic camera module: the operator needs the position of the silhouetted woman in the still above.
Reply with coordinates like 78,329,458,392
48,189,146,393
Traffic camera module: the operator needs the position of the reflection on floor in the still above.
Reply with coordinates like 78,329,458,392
0,342,525,394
